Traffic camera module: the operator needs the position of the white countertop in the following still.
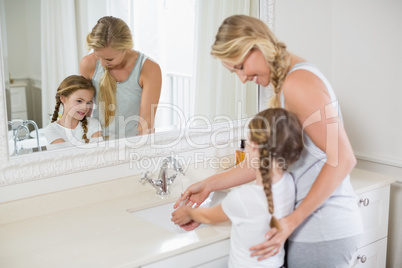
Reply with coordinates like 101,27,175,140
350,168,396,194
0,185,231,268
0,168,396,267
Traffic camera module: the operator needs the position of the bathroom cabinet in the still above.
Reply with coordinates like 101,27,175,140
351,184,391,267
141,169,395,268
7,83,28,120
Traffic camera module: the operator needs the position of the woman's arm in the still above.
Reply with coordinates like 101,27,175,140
79,53,97,80
250,69,356,260
80,54,97,117
171,204,229,226
137,58,162,135
174,159,256,209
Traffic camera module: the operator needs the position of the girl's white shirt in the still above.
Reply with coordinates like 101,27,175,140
44,117,103,150
221,172,295,268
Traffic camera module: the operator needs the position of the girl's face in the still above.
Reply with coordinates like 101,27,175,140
60,89,94,121
94,47,127,69
221,49,271,87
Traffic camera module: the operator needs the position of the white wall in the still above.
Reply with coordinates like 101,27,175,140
276,0,402,167
275,0,333,80
332,0,402,167
275,1,401,267
4,0,41,81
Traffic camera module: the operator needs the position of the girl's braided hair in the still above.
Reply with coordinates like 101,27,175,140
248,108,303,230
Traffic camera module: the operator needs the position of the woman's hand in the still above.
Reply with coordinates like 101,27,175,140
172,180,211,231
173,180,211,209
171,206,192,226
250,216,295,261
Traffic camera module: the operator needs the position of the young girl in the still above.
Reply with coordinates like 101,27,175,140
44,75,103,150
171,108,304,268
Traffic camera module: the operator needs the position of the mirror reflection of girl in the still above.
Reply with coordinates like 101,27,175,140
171,108,303,268
44,75,102,149
80,16,162,139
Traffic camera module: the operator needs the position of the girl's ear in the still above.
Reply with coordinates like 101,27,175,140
60,95,66,104
249,141,259,152
246,140,259,157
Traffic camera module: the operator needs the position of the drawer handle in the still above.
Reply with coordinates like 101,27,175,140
357,255,367,263
359,198,370,206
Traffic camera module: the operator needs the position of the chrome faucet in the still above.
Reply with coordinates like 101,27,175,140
140,156,185,195
8,119,42,156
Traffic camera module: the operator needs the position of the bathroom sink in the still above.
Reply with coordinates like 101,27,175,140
131,191,228,233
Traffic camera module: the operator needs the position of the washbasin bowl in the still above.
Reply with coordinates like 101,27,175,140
131,191,228,233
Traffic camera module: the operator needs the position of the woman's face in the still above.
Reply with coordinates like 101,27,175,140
61,89,94,121
221,49,271,87
94,47,127,69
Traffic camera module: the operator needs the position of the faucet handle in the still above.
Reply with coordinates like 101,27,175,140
139,171,150,183
171,157,185,175
177,167,185,176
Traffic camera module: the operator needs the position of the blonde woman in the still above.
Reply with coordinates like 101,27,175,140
175,15,362,267
172,108,303,268
80,16,161,139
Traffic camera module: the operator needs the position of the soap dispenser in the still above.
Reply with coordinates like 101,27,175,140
235,139,246,165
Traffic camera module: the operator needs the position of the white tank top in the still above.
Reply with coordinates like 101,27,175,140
281,62,363,242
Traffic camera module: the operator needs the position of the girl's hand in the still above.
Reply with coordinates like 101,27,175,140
171,206,192,226
250,216,295,261
174,180,210,209
179,220,201,231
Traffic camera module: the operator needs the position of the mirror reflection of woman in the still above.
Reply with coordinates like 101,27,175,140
80,16,162,139
44,75,102,150
175,15,363,267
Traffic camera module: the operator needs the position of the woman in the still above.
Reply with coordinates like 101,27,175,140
175,15,362,267
80,16,161,139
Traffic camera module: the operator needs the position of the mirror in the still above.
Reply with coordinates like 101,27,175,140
1,0,262,156
0,0,273,187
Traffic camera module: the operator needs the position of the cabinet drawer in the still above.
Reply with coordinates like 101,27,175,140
141,238,230,268
351,238,387,268
357,185,390,247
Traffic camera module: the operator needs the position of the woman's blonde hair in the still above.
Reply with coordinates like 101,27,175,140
52,75,96,143
211,15,290,108
86,16,133,127
248,108,303,230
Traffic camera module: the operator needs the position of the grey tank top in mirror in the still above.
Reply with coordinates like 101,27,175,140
91,52,147,140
